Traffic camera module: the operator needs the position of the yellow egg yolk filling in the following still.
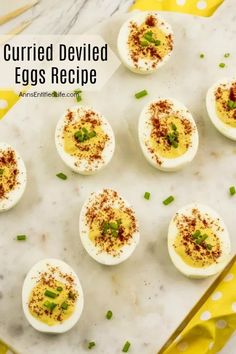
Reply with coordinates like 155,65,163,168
0,149,19,200
29,279,78,326
150,116,192,159
127,15,173,68
174,221,221,268
63,121,108,161
215,88,236,128
89,208,136,255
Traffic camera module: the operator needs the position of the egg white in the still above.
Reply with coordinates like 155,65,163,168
22,258,84,333
117,11,174,74
168,203,231,278
206,77,236,141
138,98,199,172
79,189,140,265
55,106,115,175
0,142,27,212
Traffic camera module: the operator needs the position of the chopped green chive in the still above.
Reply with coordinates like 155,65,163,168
122,341,131,353
229,186,236,196
192,230,201,239
44,301,57,312
106,310,113,320
56,172,67,180
143,31,153,41
102,220,122,236
192,230,210,245
44,290,58,299
61,302,68,310
207,244,213,250
167,123,179,148
224,53,230,58
74,128,96,142
227,100,236,109
154,39,161,46
52,91,58,97
88,341,96,350
0,168,4,175
219,62,226,68
16,235,27,241
201,234,208,242
163,196,174,205
144,191,151,200
135,90,148,99
142,31,161,46
57,286,63,292
140,40,149,47
74,89,82,102
200,53,205,58
110,222,118,230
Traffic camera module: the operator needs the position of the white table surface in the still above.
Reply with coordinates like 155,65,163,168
0,1,236,354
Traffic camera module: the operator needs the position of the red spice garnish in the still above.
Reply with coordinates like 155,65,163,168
144,100,193,164
84,189,138,256
127,16,173,69
173,208,222,266
145,15,156,27
0,148,19,199
229,85,236,102
63,108,110,169
28,264,78,323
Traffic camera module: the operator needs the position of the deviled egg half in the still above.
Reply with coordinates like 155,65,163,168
138,98,199,171
206,77,236,140
79,189,140,265
55,106,115,175
117,11,174,74
0,142,26,211
168,204,231,278
22,259,84,333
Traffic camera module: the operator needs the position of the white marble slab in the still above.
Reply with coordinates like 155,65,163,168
0,0,133,35
0,0,236,353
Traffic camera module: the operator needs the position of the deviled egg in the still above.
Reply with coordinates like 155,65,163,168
0,142,26,211
22,258,84,333
168,204,231,278
79,189,139,265
117,12,174,74
206,77,236,140
55,106,115,175
138,98,199,171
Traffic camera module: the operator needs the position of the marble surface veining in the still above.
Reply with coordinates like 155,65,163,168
0,0,236,354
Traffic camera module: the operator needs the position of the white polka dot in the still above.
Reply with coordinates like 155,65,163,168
0,99,8,109
209,341,214,350
211,291,222,301
216,319,227,329
200,311,212,321
177,341,188,352
232,302,236,312
224,273,234,282
197,1,207,10
176,0,186,5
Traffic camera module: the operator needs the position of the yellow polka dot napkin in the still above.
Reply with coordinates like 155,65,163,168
159,255,236,354
0,90,20,120
130,0,224,17
0,339,17,354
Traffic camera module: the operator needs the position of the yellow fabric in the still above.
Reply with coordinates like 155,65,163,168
0,90,20,120
130,0,224,17
163,260,236,354
0,338,16,353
